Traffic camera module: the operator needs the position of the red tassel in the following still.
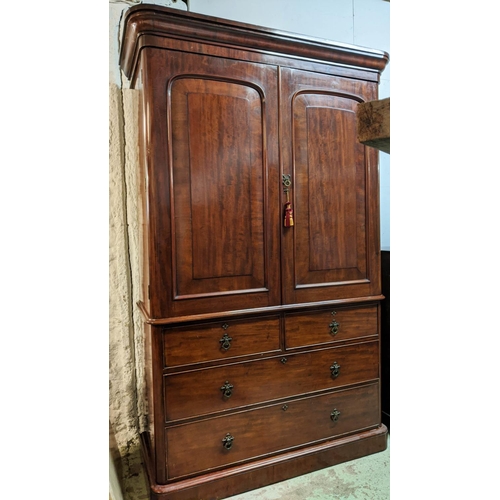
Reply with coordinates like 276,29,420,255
284,201,294,227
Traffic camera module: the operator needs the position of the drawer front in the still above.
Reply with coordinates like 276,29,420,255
165,382,380,479
285,305,378,349
164,341,379,421
163,316,281,367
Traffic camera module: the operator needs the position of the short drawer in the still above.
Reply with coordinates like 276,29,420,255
165,382,380,479
285,305,378,349
164,340,379,421
163,315,281,367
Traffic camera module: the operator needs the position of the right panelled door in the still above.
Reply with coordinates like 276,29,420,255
280,67,381,304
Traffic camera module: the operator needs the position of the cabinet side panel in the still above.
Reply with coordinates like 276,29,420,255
137,64,151,314
143,321,155,442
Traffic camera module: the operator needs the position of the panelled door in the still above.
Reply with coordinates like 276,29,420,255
144,49,281,318
280,67,381,304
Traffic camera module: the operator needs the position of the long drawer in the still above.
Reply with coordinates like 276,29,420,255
163,315,281,367
164,340,379,421
285,305,378,350
165,382,380,479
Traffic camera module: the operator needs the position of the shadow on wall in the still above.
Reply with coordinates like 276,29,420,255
110,76,150,499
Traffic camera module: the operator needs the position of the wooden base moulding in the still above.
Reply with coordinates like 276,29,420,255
140,425,388,500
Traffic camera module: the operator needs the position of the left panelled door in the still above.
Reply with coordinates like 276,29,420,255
143,48,281,318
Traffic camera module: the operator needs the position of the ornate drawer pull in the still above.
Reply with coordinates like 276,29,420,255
280,357,288,364
330,361,341,378
220,380,234,398
330,409,341,422
329,311,340,335
219,331,233,351
222,433,234,450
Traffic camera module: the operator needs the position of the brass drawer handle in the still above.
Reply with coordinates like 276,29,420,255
329,311,340,335
219,331,233,351
220,380,234,399
330,409,341,422
222,433,234,450
330,361,341,378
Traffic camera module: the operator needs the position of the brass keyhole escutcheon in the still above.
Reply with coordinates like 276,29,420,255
220,380,234,399
222,433,234,450
329,311,340,335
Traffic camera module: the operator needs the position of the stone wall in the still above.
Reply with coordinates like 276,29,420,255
109,2,186,497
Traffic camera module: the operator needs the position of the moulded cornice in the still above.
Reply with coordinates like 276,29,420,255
119,5,389,80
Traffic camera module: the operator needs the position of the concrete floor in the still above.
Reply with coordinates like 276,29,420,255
121,436,390,500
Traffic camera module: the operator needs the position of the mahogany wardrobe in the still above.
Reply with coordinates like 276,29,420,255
119,5,389,499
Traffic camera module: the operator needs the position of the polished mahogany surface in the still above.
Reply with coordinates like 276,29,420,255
119,5,388,498
165,383,380,479
164,341,379,421
163,315,281,367
119,4,389,82
285,304,379,349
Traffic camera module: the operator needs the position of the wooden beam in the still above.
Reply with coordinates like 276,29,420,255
356,97,390,154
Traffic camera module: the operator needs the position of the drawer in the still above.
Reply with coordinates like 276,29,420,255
165,382,380,479
285,305,378,349
163,315,281,367
164,340,379,421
